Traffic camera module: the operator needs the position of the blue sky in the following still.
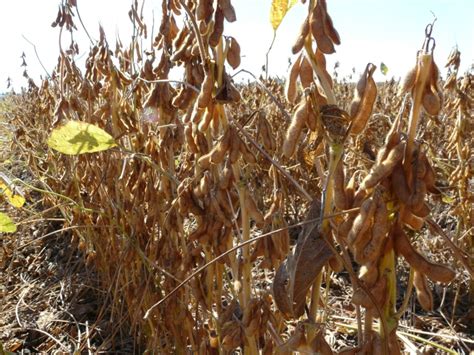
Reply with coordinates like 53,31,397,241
0,0,472,92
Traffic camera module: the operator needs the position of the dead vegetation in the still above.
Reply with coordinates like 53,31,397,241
0,0,473,353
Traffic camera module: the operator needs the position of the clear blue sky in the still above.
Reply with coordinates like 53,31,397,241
0,0,472,92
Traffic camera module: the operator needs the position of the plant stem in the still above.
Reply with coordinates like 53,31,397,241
404,54,432,177
395,267,414,319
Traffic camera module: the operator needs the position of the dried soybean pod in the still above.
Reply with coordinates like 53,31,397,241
197,152,213,169
239,139,257,164
264,192,281,221
185,125,199,153
172,26,189,51
229,129,241,163
177,187,191,214
413,270,433,311
196,0,213,21
195,130,210,153
377,123,402,164
219,162,234,190
191,103,205,124
360,141,405,190
282,100,309,158
299,56,314,89
210,104,221,136
333,158,348,210
445,48,461,68
328,254,344,273
258,116,276,152
226,37,241,69
337,211,357,241
170,0,182,15
310,2,335,54
305,100,318,131
394,224,455,284
286,54,302,104
210,128,232,164
216,188,233,216
345,172,356,208
443,72,457,90
422,88,442,115
245,190,265,226
399,65,417,95
429,61,441,92
348,195,376,244
422,156,441,194
350,63,377,135
358,197,388,264
218,0,236,22
315,49,333,89
292,15,310,55
171,33,194,62
197,72,214,108
210,193,232,227
209,6,224,47
352,276,387,310
390,163,411,204
194,173,211,197
359,263,378,287
198,105,214,132
411,201,430,218
401,209,425,230
322,11,340,45
408,179,427,210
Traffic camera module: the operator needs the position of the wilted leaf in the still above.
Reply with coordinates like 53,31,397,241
0,212,16,233
47,121,117,155
273,260,293,318
270,0,298,31
289,200,332,317
272,200,332,318
380,62,389,75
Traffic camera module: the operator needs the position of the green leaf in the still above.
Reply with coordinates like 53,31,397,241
0,212,16,233
270,0,298,31
380,62,389,75
47,121,117,155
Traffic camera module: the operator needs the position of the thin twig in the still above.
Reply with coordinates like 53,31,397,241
73,1,95,45
21,35,51,79
265,32,277,80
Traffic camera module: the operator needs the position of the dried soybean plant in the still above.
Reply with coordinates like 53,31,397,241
12,0,301,352
269,5,471,354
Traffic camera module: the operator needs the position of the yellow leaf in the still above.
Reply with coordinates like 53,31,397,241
270,0,298,31
47,121,117,155
0,180,25,208
441,194,455,204
0,212,16,233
